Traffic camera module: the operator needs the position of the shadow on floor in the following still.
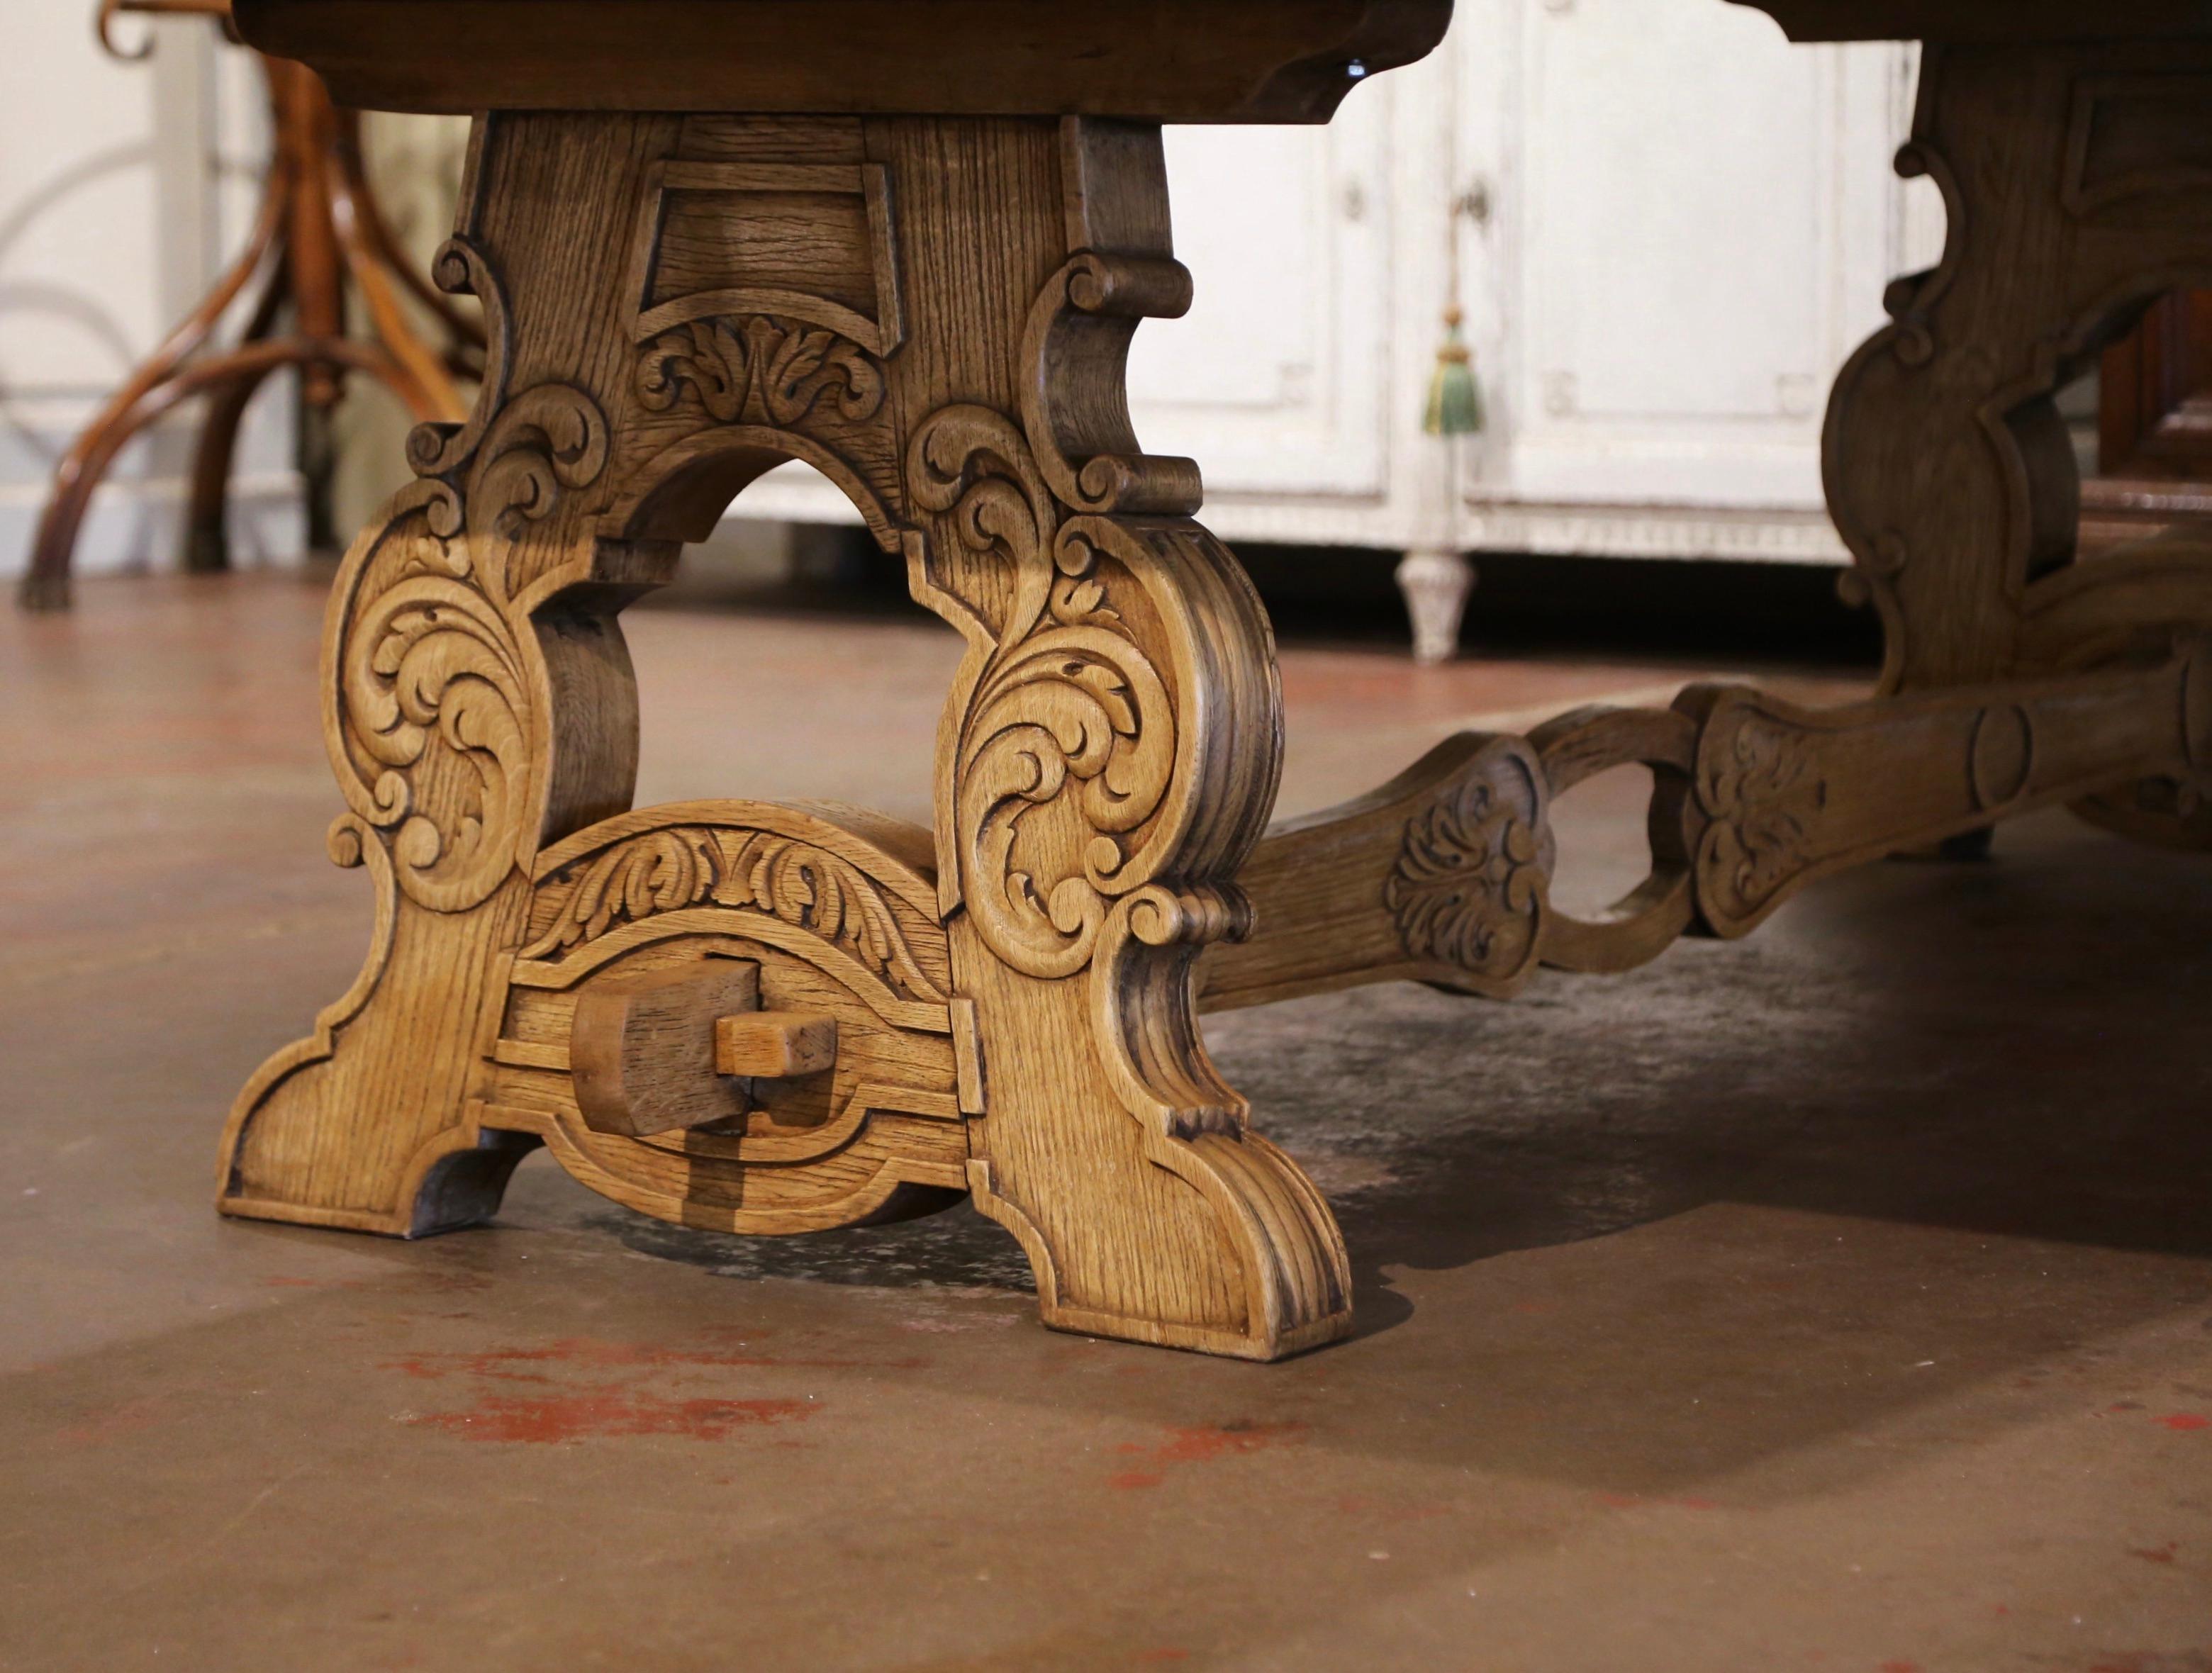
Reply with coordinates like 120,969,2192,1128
518,805,2212,1345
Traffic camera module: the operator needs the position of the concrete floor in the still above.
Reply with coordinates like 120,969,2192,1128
6,572,2212,1672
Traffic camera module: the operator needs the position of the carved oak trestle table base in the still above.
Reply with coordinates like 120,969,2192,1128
216,0,2212,1360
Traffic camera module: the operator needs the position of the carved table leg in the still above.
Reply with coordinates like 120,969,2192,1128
1209,35,2212,1017
890,124,1347,1355
1827,42,2212,734
19,52,476,612
1187,41,2212,1104
223,111,1347,1359
183,263,293,575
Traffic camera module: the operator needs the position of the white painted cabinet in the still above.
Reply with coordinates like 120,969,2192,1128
737,4,1932,657
1127,111,1401,515
1453,0,1921,556
0,1,1933,653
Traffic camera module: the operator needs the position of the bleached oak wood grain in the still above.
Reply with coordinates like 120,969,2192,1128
219,0,2212,1359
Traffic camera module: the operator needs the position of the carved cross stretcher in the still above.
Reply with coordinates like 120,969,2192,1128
218,0,2212,1360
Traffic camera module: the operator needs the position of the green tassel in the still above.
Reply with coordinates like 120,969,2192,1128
1423,306,1483,437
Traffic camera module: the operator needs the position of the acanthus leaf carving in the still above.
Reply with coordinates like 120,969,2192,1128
522,824,949,1005
341,558,532,913
1385,742,1548,983
1694,709,1827,924
637,313,884,430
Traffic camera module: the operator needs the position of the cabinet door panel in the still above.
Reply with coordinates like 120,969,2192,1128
1127,93,1395,501
1532,3,1824,421
1502,0,1900,509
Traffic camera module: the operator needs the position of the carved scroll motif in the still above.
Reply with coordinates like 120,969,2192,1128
1017,252,1202,517
336,550,530,914
1385,745,1548,985
907,404,1224,984
637,313,884,429
522,823,948,1005
330,359,610,914
405,235,513,481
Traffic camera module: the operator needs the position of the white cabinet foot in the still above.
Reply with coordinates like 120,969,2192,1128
1396,548,1475,664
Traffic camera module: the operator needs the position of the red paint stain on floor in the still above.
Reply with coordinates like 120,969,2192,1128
408,1271,495,1293
408,1391,812,1444
1334,1494,1452,1523
384,1336,921,1384
385,1333,870,1443
1106,1421,1307,1488
1879,1660,1923,1673
1156,1422,1305,1465
54,1394,167,1448
1592,1492,1724,1513
2154,1413,2210,1432
2128,1543,2179,1565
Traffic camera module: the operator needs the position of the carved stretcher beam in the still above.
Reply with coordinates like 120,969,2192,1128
1205,644,2212,1010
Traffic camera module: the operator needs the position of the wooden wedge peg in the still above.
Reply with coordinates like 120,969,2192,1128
570,960,761,1139
715,1013,839,1079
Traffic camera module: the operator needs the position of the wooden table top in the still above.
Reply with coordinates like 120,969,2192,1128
1728,0,2212,40
231,0,1453,121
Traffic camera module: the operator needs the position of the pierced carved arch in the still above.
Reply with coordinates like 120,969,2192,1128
601,423,903,552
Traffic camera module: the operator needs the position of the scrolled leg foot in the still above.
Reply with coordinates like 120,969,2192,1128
913,423,1351,1358
218,433,620,1232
